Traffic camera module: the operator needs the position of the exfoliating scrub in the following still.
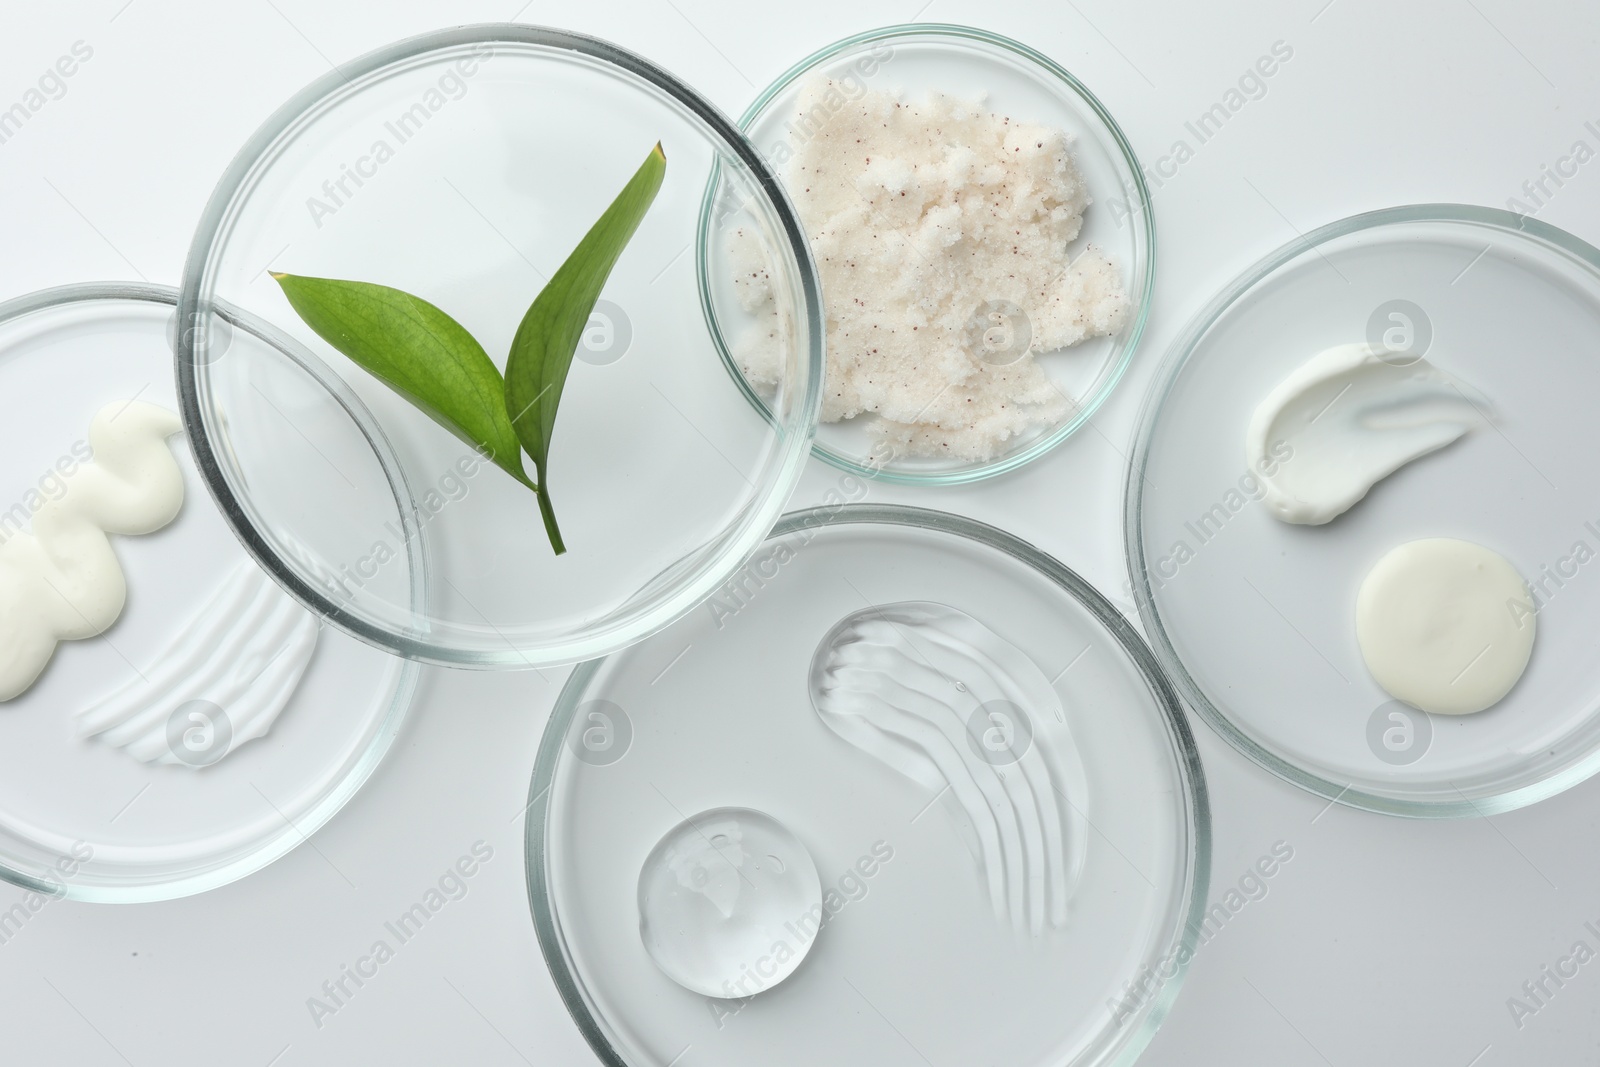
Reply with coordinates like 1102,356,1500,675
0,401,185,702
1356,538,1535,715
732,77,1128,460
809,601,1087,934
77,561,318,766
1248,342,1482,525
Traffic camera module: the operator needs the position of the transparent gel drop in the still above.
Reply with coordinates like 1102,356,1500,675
638,807,822,998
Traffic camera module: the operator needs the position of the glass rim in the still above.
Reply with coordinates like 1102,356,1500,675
695,21,1157,486
1124,202,1600,819
0,280,419,902
176,22,826,669
525,502,1212,1066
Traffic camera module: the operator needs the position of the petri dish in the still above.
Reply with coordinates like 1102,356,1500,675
0,283,418,902
528,504,1209,1067
1127,204,1600,817
178,24,823,669
698,24,1155,485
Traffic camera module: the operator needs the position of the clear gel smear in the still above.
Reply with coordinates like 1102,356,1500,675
808,601,1089,936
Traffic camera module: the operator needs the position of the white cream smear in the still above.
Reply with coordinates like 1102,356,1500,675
1357,538,1535,715
1247,343,1484,525
0,402,185,702
77,561,319,766
809,602,1087,934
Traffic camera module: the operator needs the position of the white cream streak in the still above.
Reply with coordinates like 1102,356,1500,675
76,561,319,766
809,602,1088,935
1248,343,1484,525
0,402,185,702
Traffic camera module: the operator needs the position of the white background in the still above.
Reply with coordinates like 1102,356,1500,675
3,1,1598,1064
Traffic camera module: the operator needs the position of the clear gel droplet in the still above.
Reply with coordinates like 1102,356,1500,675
638,807,822,999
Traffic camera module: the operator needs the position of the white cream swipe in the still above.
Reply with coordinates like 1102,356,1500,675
809,602,1088,935
0,401,185,702
1247,343,1484,525
76,561,319,766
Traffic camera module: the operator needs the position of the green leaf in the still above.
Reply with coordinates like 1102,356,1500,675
268,144,667,557
270,273,534,491
505,143,667,556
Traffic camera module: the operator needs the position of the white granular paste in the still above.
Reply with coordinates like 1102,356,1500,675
729,77,1129,461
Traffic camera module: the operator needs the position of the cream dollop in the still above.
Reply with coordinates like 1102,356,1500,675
1247,343,1483,525
1356,538,1535,715
809,602,1087,935
0,401,184,702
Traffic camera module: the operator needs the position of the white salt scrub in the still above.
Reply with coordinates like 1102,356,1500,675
730,77,1128,461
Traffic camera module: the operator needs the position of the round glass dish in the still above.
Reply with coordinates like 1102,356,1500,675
697,24,1155,485
528,504,1209,1067
178,24,823,668
1127,204,1600,817
0,283,418,902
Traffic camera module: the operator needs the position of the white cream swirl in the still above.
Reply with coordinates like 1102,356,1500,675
1248,343,1484,525
809,602,1088,934
0,401,185,701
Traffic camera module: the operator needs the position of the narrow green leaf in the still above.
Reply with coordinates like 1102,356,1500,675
270,273,534,490
504,143,668,556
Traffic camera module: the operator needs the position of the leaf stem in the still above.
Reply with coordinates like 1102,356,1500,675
535,477,566,556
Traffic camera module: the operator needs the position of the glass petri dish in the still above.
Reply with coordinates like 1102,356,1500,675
698,24,1155,485
528,504,1209,1067
0,283,418,901
1127,204,1600,817
178,24,823,668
